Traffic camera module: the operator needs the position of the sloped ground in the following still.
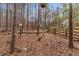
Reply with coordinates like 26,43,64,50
0,32,79,56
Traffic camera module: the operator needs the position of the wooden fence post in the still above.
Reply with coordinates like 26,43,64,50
65,28,67,38
54,28,56,35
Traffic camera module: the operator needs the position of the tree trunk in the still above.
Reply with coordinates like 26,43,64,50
44,8,47,27
68,3,74,49
21,4,25,33
27,4,29,31
0,4,1,27
37,4,40,35
10,9,12,32
10,3,16,54
6,3,8,32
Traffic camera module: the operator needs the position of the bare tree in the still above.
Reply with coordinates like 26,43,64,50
10,3,16,54
0,4,1,27
21,3,25,33
6,3,9,32
37,4,40,35
68,3,74,49
44,5,48,27
19,3,25,36
27,4,29,31
9,4,13,32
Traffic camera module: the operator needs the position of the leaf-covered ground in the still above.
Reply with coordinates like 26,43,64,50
0,32,79,56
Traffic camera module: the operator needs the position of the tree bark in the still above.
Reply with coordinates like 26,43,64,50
27,4,29,31
0,4,1,27
21,3,25,33
6,3,9,32
68,3,74,49
37,4,40,35
10,3,16,54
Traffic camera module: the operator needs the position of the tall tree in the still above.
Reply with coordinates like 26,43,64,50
44,5,48,27
0,4,1,27
27,4,29,31
56,6,60,27
9,4,12,31
68,3,74,49
6,3,9,31
21,3,25,33
10,3,16,54
37,4,40,35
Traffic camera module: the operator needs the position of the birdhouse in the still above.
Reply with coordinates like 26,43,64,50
19,23,22,27
40,3,47,8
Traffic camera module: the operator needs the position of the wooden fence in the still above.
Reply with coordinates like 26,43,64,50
50,27,79,42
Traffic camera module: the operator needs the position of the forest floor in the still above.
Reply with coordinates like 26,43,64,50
0,31,79,56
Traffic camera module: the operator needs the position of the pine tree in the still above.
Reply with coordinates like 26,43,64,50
68,3,74,49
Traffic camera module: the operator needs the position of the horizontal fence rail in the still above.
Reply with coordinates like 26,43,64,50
50,27,79,42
